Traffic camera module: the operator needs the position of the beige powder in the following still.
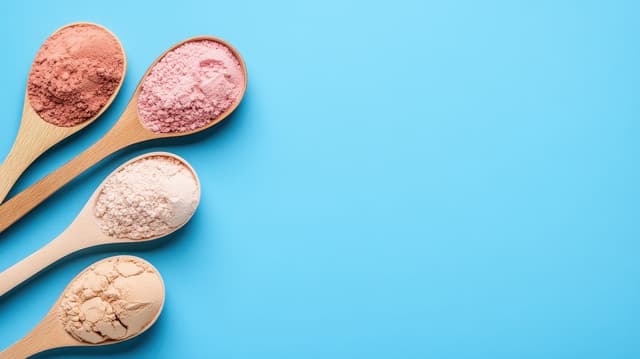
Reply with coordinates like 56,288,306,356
58,256,164,344
93,155,200,239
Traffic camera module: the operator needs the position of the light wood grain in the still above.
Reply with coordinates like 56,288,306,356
0,152,199,297
0,209,106,297
0,312,80,359
0,35,246,234
0,22,126,204
0,255,165,358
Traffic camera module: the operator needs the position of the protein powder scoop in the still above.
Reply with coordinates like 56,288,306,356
0,152,199,297
0,256,164,358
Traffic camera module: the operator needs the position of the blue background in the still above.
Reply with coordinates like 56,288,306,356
0,0,639,358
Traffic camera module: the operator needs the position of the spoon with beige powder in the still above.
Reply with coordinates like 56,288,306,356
0,152,199,296
0,255,165,358
0,35,245,233
0,22,126,203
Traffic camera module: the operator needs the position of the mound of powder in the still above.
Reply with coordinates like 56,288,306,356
27,23,125,127
58,256,164,344
93,155,199,239
137,40,245,133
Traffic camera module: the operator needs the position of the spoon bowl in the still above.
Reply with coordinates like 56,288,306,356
0,152,200,297
0,255,165,358
0,22,127,203
0,35,245,233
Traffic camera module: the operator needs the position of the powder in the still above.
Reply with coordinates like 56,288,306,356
27,23,125,127
58,256,164,344
93,155,199,240
137,40,244,133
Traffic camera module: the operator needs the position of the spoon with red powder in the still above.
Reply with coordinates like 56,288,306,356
0,36,246,233
0,22,126,203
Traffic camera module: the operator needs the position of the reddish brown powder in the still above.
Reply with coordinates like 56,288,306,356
27,23,125,127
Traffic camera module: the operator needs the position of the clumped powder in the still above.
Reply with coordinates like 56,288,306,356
27,23,125,127
93,156,199,240
58,256,164,344
137,40,245,133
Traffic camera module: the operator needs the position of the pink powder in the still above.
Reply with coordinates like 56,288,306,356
137,40,245,133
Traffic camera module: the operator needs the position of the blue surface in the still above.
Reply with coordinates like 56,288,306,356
1,0,639,358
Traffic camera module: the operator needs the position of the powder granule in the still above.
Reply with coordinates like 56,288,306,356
93,156,199,239
137,40,245,133
27,23,125,127
58,256,164,344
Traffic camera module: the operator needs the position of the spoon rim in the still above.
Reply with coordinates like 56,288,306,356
86,151,201,242
25,21,127,130
131,35,248,138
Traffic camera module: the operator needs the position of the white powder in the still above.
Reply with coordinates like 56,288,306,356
94,155,200,239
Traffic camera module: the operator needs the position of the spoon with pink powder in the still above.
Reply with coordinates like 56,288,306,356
0,22,126,203
0,152,200,297
0,35,245,233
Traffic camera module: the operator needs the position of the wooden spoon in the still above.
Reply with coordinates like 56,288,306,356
0,22,127,203
0,35,246,234
0,255,165,359
0,152,200,297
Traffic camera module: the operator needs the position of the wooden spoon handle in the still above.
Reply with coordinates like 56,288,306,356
0,315,70,358
0,123,62,204
0,332,51,359
0,103,76,204
0,119,143,234
0,140,118,234
0,231,78,297
0,145,35,204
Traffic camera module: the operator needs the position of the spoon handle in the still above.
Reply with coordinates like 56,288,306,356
0,139,118,233
0,145,35,204
0,115,145,234
0,315,68,358
0,106,68,203
0,230,78,297
0,331,49,359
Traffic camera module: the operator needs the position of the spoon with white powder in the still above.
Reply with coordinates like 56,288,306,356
0,256,165,358
0,152,200,297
